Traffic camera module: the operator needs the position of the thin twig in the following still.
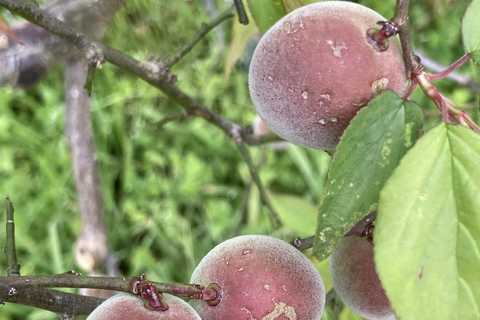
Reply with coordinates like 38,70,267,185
291,235,314,251
0,0,124,88
0,284,103,315
425,52,473,81
5,198,20,276
417,51,480,93
393,2,480,132
166,6,234,67
235,143,282,229
0,272,224,316
233,0,249,25
0,274,220,314
393,0,418,76
0,274,216,301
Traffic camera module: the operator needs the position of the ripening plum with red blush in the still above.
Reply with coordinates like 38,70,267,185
330,217,395,320
86,293,201,320
249,1,408,149
190,235,325,320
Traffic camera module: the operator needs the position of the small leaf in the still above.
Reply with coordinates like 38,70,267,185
462,0,480,63
313,91,423,259
375,124,480,320
247,0,286,33
270,193,317,236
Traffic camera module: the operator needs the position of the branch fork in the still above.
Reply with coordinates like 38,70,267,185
390,0,480,133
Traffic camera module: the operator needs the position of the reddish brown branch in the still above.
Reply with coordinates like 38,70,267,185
426,53,471,81
416,50,480,93
0,284,103,315
393,0,418,76
0,274,219,313
1,275,201,297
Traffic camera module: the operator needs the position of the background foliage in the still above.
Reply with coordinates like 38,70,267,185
0,0,477,319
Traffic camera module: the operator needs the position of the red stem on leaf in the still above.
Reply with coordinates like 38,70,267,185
415,71,480,132
426,53,471,81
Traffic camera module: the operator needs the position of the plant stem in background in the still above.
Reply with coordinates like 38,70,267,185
5,198,20,276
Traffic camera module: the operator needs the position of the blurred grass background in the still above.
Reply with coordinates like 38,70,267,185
0,0,477,319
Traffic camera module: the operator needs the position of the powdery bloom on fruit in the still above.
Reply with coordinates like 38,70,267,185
330,236,394,320
249,1,408,150
190,235,325,320
86,293,201,320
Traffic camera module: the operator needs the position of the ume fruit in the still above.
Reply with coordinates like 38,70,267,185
249,1,407,149
190,235,325,320
330,215,395,320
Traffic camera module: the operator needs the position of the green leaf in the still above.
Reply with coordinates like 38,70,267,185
375,124,480,320
313,91,424,259
463,0,480,63
270,193,317,236
247,0,286,33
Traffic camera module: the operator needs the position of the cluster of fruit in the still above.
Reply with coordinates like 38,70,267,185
89,1,406,318
87,235,325,319
87,228,391,319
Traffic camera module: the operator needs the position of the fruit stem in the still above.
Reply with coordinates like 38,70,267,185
291,236,314,251
132,275,169,311
131,276,223,309
202,283,222,306
367,21,399,52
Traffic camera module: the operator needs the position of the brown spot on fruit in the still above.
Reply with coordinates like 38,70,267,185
371,77,390,94
262,302,297,320
249,1,407,150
